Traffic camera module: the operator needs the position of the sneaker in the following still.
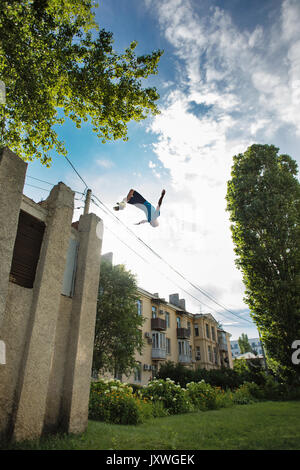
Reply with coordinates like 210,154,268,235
113,205,120,211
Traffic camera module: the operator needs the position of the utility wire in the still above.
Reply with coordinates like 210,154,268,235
26,174,86,195
64,155,89,190
24,183,50,192
91,193,253,325
90,198,252,327
64,155,253,326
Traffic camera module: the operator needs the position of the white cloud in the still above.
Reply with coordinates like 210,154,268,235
96,158,115,169
140,0,300,330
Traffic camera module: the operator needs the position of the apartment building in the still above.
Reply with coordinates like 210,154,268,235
125,288,233,386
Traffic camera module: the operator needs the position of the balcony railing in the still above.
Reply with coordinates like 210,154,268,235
176,327,190,339
178,354,192,364
151,317,167,331
152,348,167,360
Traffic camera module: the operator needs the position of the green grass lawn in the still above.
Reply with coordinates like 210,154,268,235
4,401,300,450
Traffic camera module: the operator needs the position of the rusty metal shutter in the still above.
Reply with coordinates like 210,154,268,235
9,210,45,288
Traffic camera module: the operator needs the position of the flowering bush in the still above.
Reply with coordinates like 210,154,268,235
89,379,152,425
186,380,218,411
233,383,256,405
140,378,193,415
215,387,234,409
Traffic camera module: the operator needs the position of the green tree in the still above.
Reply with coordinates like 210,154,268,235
226,144,300,383
93,260,144,379
238,333,252,354
0,0,163,165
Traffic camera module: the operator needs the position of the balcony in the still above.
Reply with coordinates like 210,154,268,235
218,341,228,352
176,327,190,339
151,317,166,331
178,354,192,364
152,348,167,360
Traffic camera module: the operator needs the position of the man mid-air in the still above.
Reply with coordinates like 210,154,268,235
113,189,166,227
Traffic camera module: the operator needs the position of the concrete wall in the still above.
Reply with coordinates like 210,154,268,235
0,148,103,443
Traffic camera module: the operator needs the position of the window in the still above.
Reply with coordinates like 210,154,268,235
194,324,199,336
208,345,213,362
178,340,190,358
152,332,166,350
187,321,191,334
10,210,45,288
166,338,171,354
137,300,142,316
177,317,181,328
165,311,170,328
134,362,142,382
206,323,210,339
211,326,216,341
213,347,218,364
152,306,157,318
196,346,201,360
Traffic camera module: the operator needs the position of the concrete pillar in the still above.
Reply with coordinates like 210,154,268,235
61,213,103,434
0,148,27,330
11,183,74,442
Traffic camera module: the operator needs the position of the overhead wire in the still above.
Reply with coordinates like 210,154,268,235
91,198,252,327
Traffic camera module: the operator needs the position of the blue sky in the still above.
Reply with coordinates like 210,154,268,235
23,0,300,340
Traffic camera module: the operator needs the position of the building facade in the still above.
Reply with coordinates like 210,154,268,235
121,287,233,386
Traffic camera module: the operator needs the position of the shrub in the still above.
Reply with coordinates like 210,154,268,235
89,379,152,425
233,383,256,405
215,387,234,409
155,361,194,387
141,378,193,415
186,380,218,411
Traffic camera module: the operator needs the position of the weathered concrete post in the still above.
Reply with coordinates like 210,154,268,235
61,213,103,434
0,147,27,330
11,183,75,442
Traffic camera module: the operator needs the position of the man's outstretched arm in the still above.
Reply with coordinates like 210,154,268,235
134,219,148,225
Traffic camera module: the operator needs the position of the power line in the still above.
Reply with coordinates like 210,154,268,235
90,198,252,327
91,194,253,325
24,183,50,192
64,155,253,326
64,155,89,190
26,174,86,196
26,175,56,186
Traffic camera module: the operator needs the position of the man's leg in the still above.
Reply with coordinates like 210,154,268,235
157,189,166,208
126,189,135,202
113,189,135,211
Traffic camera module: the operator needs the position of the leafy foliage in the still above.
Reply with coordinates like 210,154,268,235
92,260,144,377
0,0,163,165
238,333,253,354
156,360,266,389
226,144,300,383
140,378,193,415
89,379,152,425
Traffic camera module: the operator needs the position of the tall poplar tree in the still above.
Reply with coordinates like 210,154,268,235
226,144,300,382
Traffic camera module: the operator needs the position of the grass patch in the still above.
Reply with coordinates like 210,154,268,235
3,401,300,450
